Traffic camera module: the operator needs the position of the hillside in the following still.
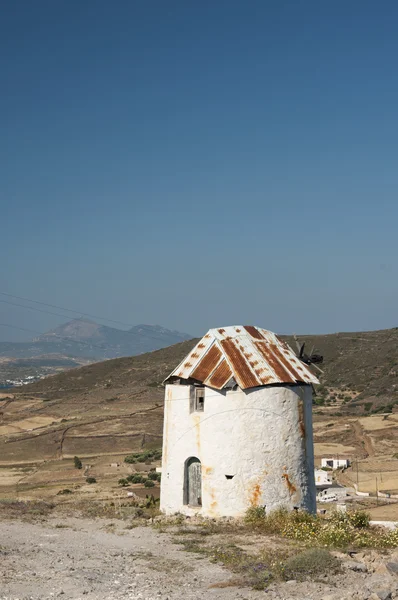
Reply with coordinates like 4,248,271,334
284,328,398,413
0,327,397,505
18,327,398,412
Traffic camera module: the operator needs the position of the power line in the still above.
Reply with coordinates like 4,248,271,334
0,292,193,346
0,299,85,323
0,292,132,328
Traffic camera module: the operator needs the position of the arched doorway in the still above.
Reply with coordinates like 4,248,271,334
184,457,202,506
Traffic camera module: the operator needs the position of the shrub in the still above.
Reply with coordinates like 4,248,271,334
128,474,146,484
245,506,290,534
118,478,129,487
282,548,340,581
86,477,96,484
144,480,155,488
148,471,159,481
74,456,82,470
57,489,73,495
243,508,378,550
282,511,320,542
364,402,373,412
124,448,162,464
348,510,370,528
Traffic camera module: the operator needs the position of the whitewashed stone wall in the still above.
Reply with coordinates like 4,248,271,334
160,383,316,517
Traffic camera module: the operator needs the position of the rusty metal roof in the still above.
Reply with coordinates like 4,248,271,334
164,326,319,390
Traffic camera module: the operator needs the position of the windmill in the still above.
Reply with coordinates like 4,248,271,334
293,334,324,374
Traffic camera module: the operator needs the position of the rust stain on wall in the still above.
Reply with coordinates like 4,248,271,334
193,414,201,454
208,487,218,515
282,473,297,496
249,482,262,507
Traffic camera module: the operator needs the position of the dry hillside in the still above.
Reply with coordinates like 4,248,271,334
0,328,397,506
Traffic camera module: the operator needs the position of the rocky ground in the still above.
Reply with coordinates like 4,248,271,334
0,517,398,600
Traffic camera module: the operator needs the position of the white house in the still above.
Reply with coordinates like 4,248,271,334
315,468,333,489
160,325,319,518
321,458,350,470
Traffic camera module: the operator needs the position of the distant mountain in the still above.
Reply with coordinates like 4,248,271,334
0,319,193,363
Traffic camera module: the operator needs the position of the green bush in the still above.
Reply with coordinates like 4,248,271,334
314,397,325,405
144,479,155,488
282,548,340,581
57,489,73,495
74,456,82,470
86,477,97,484
347,510,370,528
118,478,129,486
128,474,146,484
124,448,162,464
148,471,159,481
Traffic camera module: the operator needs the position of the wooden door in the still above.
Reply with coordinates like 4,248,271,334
186,457,202,506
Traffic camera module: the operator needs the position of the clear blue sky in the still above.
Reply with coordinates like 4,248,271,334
1,1,397,341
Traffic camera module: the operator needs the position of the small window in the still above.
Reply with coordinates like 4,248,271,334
195,387,205,412
190,386,205,413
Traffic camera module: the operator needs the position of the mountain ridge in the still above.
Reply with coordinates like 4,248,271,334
0,318,192,360
0,319,193,384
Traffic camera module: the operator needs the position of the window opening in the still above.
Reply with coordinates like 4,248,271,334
190,387,205,413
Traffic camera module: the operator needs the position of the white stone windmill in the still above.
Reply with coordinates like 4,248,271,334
160,325,319,518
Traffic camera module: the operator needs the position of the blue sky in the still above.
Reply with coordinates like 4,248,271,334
1,1,397,341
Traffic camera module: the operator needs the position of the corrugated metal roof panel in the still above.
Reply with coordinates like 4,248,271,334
164,325,319,390
204,359,233,389
190,345,222,382
220,338,261,389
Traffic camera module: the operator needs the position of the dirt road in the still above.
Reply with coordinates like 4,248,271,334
0,517,255,600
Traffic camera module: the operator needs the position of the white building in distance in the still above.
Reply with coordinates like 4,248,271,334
321,458,350,469
160,326,319,518
315,468,333,489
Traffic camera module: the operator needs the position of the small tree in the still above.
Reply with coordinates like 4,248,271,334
144,479,155,488
74,456,82,470
86,477,96,484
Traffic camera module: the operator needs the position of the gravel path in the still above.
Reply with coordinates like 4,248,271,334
0,518,256,600
1,517,398,600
